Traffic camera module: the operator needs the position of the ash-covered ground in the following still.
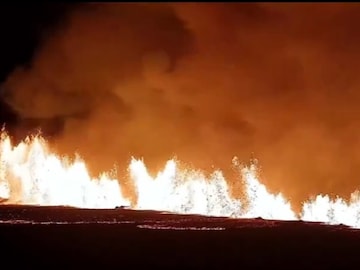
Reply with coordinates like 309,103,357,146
1,205,360,269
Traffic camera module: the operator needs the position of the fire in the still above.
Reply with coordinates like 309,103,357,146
0,132,128,208
1,130,360,228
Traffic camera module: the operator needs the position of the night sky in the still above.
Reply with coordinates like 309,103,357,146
2,3,360,209
0,3,75,130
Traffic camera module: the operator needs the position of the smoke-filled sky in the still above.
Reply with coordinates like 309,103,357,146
1,3,360,207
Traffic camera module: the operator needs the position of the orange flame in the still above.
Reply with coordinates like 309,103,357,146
1,131,359,228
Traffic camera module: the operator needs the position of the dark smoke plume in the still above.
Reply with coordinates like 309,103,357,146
3,3,360,208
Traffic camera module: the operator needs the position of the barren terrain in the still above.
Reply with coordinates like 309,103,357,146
1,205,359,269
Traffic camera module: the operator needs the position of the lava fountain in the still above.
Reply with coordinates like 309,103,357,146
0,130,360,228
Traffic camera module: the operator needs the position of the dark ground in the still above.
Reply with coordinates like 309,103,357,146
0,205,360,269
0,5,360,269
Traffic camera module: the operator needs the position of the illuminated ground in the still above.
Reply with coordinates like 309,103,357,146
1,205,360,268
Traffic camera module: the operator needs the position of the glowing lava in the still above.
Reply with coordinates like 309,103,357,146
0,131,360,228
0,132,127,208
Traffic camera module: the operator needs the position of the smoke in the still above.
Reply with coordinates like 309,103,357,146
2,3,360,208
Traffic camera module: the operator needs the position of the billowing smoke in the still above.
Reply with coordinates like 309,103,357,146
2,3,360,209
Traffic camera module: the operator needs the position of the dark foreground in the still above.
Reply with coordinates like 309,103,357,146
1,205,360,269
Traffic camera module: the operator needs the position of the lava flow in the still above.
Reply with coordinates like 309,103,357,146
0,130,360,228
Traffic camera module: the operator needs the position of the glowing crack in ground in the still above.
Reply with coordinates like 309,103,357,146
0,131,360,229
